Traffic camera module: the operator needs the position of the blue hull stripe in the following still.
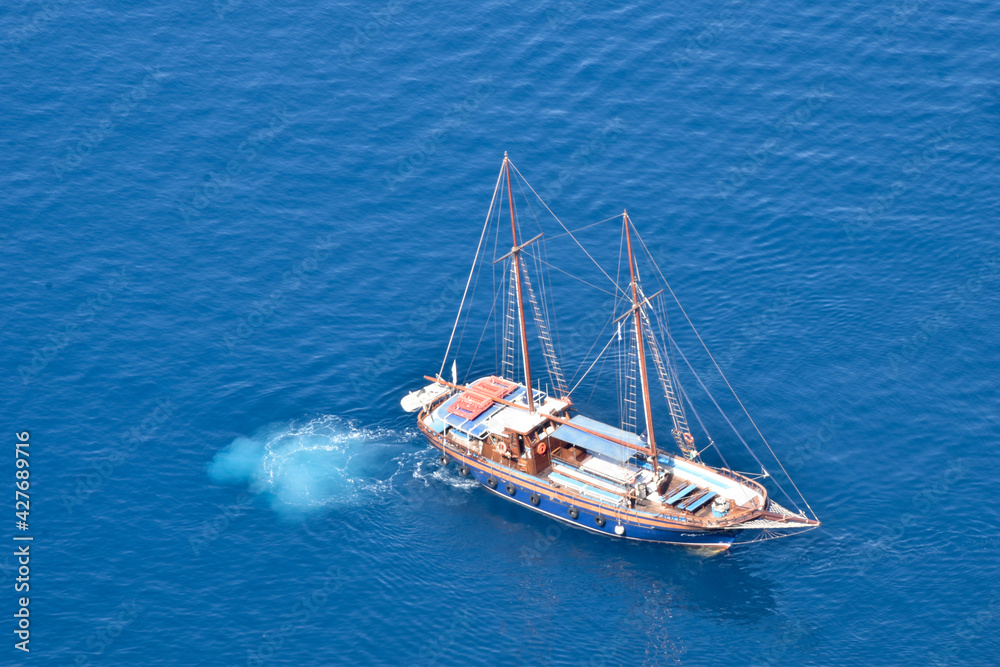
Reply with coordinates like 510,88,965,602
435,444,735,548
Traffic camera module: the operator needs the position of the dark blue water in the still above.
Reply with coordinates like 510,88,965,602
4,0,999,664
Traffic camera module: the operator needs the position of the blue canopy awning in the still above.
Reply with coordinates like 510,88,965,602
550,415,645,462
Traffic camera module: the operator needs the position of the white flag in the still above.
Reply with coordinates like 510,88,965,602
617,321,622,341
451,360,457,385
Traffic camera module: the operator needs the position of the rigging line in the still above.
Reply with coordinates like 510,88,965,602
520,250,619,296
466,277,507,380
458,173,510,370
507,170,552,390
492,190,506,374
743,525,820,544
566,310,616,389
538,246,565,390
668,330,802,515
439,162,505,378
616,220,625,293
516,176,566,381
652,299,678,388
512,169,564,376
508,160,627,297
726,469,768,479
546,214,625,241
492,178,504,264
568,331,618,396
492,198,502,373
512,166,546,238
506,162,533,388
615,222,629,426
616,318,623,428
541,237,565,379
511,166,551,354
453,209,492,367
674,341,730,468
631,225,817,520
525,254,557,386
584,337,612,411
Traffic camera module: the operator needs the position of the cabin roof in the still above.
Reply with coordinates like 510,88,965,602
551,415,644,463
436,384,549,439
485,396,569,434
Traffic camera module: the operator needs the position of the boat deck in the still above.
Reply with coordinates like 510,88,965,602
541,453,730,520
418,378,763,525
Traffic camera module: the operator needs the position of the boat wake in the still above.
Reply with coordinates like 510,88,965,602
208,415,417,515
400,450,480,493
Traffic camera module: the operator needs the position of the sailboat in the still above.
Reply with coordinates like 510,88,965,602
401,154,819,550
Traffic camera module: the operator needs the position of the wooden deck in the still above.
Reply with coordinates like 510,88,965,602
540,452,729,519
418,391,766,528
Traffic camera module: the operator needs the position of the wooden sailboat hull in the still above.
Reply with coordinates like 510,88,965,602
405,156,818,547
419,425,736,550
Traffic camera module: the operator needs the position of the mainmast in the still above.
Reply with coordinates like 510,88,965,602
505,153,535,414
624,211,659,475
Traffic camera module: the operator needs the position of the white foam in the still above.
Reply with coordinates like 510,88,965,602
209,415,418,515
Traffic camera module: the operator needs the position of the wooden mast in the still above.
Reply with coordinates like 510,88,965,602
624,210,659,476
505,153,535,414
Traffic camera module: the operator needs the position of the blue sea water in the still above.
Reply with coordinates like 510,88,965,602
3,0,999,664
